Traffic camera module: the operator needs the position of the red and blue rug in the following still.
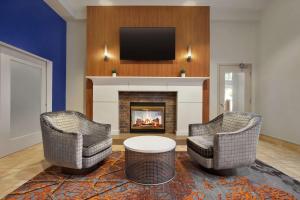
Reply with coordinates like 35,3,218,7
3,152,300,200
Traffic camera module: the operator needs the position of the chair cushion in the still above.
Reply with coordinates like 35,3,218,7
222,112,252,132
82,147,112,168
187,135,214,158
82,134,112,157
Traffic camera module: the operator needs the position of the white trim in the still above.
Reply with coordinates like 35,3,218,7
0,54,10,155
111,129,120,135
0,41,52,63
46,60,53,112
87,76,209,86
43,0,74,21
175,130,189,136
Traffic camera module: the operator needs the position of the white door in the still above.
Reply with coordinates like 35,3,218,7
0,54,47,157
218,64,252,114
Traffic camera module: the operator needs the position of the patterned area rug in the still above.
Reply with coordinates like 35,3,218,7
3,152,300,200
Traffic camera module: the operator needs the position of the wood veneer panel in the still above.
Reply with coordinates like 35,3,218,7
86,6,210,122
86,79,93,119
202,80,210,123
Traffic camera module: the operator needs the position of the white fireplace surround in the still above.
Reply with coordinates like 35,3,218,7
87,76,209,136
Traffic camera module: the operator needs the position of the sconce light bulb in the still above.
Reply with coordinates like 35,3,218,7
104,44,109,61
187,45,192,62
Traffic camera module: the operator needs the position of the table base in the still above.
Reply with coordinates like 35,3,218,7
125,148,175,185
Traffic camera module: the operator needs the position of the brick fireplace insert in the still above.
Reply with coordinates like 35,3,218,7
130,102,165,133
119,92,177,134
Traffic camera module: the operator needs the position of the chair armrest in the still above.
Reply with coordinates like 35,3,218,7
81,119,111,137
213,117,262,170
73,112,111,136
40,123,83,169
189,114,223,136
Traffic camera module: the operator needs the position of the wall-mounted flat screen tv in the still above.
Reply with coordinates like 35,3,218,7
120,27,175,61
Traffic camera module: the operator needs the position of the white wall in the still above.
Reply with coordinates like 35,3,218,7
256,0,300,144
66,20,86,113
210,21,258,118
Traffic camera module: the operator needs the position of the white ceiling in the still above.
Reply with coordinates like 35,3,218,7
45,0,271,21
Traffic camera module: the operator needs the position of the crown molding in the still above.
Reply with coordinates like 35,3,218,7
44,0,264,22
44,0,75,20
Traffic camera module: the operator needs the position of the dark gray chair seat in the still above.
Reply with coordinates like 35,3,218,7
83,134,112,157
187,135,214,158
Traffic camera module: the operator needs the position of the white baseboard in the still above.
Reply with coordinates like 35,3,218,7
111,129,120,135
176,130,188,136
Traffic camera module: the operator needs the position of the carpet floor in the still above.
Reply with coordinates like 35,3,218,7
3,152,300,200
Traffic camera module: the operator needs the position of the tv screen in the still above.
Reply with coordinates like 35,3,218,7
120,27,175,61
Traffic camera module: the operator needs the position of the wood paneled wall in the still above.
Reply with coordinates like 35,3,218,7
86,6,210,122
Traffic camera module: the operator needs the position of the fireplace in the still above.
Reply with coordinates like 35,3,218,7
91,77,206,135
130,102,165,133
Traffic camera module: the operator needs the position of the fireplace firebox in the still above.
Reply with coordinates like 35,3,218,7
130,102,165,133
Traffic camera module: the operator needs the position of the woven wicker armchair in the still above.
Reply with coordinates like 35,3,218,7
187,112,262,170
40,111,112,171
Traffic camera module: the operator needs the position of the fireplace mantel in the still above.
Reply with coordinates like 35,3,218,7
86,76,209,86
87,76,209,136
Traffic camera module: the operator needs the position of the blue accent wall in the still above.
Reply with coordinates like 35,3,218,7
0,0,66,111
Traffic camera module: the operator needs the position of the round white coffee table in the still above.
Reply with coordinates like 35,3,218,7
124,136,176,185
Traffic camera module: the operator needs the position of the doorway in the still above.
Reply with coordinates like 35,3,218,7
0,42,52,157
218,64,252,114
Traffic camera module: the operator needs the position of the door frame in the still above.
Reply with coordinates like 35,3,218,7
0,41,52,112
217,63,252,114
0,42,52,157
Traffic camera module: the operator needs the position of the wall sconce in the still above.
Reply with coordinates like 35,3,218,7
104,44,109,61
187,45,192,62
